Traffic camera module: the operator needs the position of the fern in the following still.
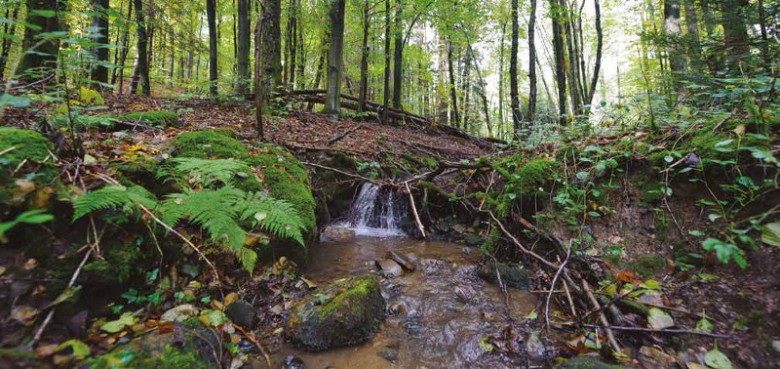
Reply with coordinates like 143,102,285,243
239,192,307,246
73,185,157,221
161,186,247,252
164,158,253,188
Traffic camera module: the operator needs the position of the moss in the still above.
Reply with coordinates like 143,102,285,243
88,344,209,369
557,356,626,369
478,262,530,289
626,254,665,278
124,111,179,127
171,130,249,159
82,242,144,284
318,275,376,318
515,159,557,191
0,128,58,205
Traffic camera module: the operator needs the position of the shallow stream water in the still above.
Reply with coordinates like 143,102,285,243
273,235,538,369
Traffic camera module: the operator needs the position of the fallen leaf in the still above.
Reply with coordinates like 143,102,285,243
647,308,674,329
55,339,90,360
704,348,732,369
11,305,40,325
100,312,135,333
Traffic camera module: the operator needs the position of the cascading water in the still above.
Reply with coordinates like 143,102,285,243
344,182,406,237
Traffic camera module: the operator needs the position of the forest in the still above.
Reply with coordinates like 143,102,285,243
0,0,778,368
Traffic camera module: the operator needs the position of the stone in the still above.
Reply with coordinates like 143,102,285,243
525,332,553,361
376,259,403,277
463,233,485,246
92,326,220,368
285,275,385,351
320,225,356,242
283,355,306,369
452,224,467,234
160,304,199,323
556,356,627,369
225,300,255,328
478,262,531,290
386,251,415,271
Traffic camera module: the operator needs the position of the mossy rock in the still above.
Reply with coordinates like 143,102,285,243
625,254,665,278
86,326,218,369
124,111,179,127
285,275,385,351
478,262,530,289
171,130,249,160
0,128,59,206
557,356,627,369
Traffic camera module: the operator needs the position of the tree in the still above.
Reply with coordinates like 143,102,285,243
132,0,150,96
89,0,110,86
206,0,218,96
259,0,281,105
0,2,21,81
236,0,250,95
358,0,371,112
392,0,403,109
526,0,537,126
664,0,685,74
550,0,568,123
325,0,346,118
17,0,64,80
382,0,391,123
585,0,602,111
509,0,520,135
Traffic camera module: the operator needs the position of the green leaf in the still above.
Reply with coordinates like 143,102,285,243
696,316,714,333
641,279,661,290
647,307,674,329
760,221,780,247
100,312,135,333
704,348,732,369
55,339,90,359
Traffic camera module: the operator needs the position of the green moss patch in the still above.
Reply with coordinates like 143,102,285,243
124,111,179,127
0,128,58,205
171,130,249,159
625,254,666,278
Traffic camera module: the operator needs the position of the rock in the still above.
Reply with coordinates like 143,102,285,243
66,310,88,338
376,259,403,277
283,355,306,369
452,224,467,234
285,275,385,351
462,246,472,255
321,225,356,242
386,251,415,271
225,300,255,328
160,304,199,323
463,233,485,247
556,356,627,369
639,346,677,368
525,332,553,361
435,218,453,233
95,326,220,368
478,262,530,290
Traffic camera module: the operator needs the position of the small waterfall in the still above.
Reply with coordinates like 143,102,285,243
344,183,406,237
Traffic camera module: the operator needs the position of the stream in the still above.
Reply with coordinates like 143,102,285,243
274,184,540,368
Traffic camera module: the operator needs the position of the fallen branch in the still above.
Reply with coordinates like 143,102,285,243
583,280,622,353
404,182,426,238
565,323,731,339
486,211,559,269
301,161,383,185
546,244,572,333
327,125,365,145
233,323,272,368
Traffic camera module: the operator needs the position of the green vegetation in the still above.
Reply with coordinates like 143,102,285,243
172,130,249,159
0,128,58,205
124,111,179,127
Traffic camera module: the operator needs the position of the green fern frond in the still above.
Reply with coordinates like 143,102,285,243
166,157,254,188
72,185,157,221
238,247,258,274
239,192,307,246
160,186,247,252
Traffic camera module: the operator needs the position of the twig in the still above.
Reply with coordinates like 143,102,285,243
32,248,93,345
404,182,426,238
327,124,364,145
583,280,621,353
582,286,642,321
233,324,272,368
566,323,730,339
486,211,559,269
301,161,383,184
0,146,16,157
546,244,572,333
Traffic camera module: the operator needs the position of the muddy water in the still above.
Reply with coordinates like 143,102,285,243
274,236,538,369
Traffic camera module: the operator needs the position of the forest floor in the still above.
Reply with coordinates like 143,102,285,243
2,96,779,368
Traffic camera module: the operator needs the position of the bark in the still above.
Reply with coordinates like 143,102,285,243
664,0,685,73
720,0,749,72
526,0,538,126
585,0,602,111
289,0,298,88
682,0,702,72
564,0,582,114
260,0,282,104
437,32,449,125
510,0,521,134
18,0,64,80
498,21,505,132
207,0,218,96
237,0,251,95
358,0,370,112
325,0,346,117
392,0,403,109
112,0,132,90
447,38,459,126
133,0,150,96
382,0,391,123
757,0,770,69
462,44,472,130
255,0,266,139
550,0,568,123
0,4,20,81
89,0,110,87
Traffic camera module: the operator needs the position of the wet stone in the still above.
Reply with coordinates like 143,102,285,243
320,225,356,242
225,300,255,328
282,355,306,369
463,233,485,247
478,262,531,290
376,259,403,277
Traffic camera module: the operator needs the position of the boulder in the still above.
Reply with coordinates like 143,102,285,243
478,262,530,290
285,275,385,351
321,225,356,242
225,300,255,328
375,259,403,277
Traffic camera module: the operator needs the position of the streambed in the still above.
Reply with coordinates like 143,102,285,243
274,235,539,368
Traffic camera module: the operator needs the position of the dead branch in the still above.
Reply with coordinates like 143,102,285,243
583,280,622,352
564,323,731,339
404,182,426,238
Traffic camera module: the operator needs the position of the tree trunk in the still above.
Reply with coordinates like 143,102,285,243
260,0,282,105
550,0,568,123
498,21,505,132
18,0,64,80
720,0,749,72
392,0,403,109
133,0,150,96
664,0,685,73
757,0,770,70
462,44,472,130
682,0,702,72
526,0,538,127
585,0,602,111
358,0,370,112
289,0,297,89
325,0,346,117
89,0,110,87
255,0,266,139
382,0,392,123
237,0,251,95
0,4,21,81
207,0,218,96
447,38,459,126
509,0,521,134
564,1,582,115
437,32,449,125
